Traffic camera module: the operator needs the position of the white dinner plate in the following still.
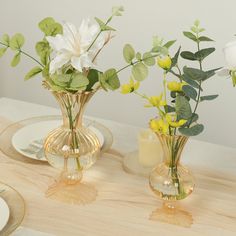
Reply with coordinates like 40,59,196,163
11,120,104,161
0,196,10,231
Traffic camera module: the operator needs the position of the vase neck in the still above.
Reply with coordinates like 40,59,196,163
52,91,95,129
157,133,188,168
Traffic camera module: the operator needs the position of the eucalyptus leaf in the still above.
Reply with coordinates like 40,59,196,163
2,34,10,45
179,124,204,136
183,31,198,42
0,47,7,57
164,105,175,113
180,51,197,61
11,52,21,67
163,40,176,49
200,94,218,101
9,34,25,50
86,69,100,91
38,17,62,36
202,67,221,81
142,52,155,66
99,68,120,90
123,44,135,63
182,85,197,101
175,95,192,119
70,73,89,89
195,47,215,61
132,62,148,81
136,52,141,60
182,74,202,90
183,66,206,81
171,46,181,67
24,66,42,80
198,36,214,42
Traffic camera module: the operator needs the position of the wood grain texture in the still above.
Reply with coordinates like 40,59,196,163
0,119,236,236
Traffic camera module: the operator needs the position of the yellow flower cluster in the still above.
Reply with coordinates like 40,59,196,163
121,78,140,94
145,94,166,107
150,114,187,134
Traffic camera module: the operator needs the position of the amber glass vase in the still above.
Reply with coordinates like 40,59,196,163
149,133,195,226
44,90,101,204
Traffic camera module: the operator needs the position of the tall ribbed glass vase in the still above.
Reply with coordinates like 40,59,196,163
149,133,194,226
44,90,101,204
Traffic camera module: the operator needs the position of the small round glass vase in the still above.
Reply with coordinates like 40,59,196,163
44,90,101,204
149,133,195,226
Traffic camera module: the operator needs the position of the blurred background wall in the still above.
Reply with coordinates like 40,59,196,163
0,0,235,147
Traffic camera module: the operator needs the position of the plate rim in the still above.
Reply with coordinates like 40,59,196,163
0,196,10,231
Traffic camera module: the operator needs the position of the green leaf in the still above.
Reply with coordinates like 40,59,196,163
200,94,218,101
180,51,197,61
70,73,89,89
198,36,214,42
171,46,181,67
202,67,221,81
38,17,62,36
11,52,21,67
132,63,148,81
87,69,100,90
163,40,176,49
164,105,175,113
35,40,50,65
112,6,124,16
123,44,135,63
175,95,192,119
136,52,141,60
179,124,204,136
9,34,25,50
95,17,115,31
24,66,42,80
183,113,199,127
0,47,7,57
99,68,120,90
182,85,197,101
183,31,198,42
182,74,202,90
142,52,155,66
2,34,10,45
151,46,168,55
195,47,215,61
183,66,206,81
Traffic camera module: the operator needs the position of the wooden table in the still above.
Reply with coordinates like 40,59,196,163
0,97,236,236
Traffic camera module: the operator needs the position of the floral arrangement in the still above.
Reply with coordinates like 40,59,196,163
121,20,220,136
0,7,127,92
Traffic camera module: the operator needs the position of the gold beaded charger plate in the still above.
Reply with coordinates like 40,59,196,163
0,182,25,235
0,116,113,164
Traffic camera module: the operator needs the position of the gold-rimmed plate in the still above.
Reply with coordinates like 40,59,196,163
0,182,25,235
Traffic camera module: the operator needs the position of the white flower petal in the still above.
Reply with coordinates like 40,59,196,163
71,53,93,71
49,53,70,74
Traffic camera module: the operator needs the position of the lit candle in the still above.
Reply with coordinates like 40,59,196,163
138,129,163,167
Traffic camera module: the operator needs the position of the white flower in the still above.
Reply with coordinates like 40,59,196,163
217,40,236,76
46,19,106,74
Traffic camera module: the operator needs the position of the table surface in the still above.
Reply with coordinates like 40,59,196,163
0,97,236,236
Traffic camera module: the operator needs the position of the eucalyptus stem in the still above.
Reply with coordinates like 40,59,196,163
0,41,44,67
188,37,202,127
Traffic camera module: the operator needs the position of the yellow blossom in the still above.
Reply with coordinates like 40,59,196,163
166,114,187,128
157,56,172,70
145,94,166,107
150,119,169,134
121,78,140,94
167,81,186,92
